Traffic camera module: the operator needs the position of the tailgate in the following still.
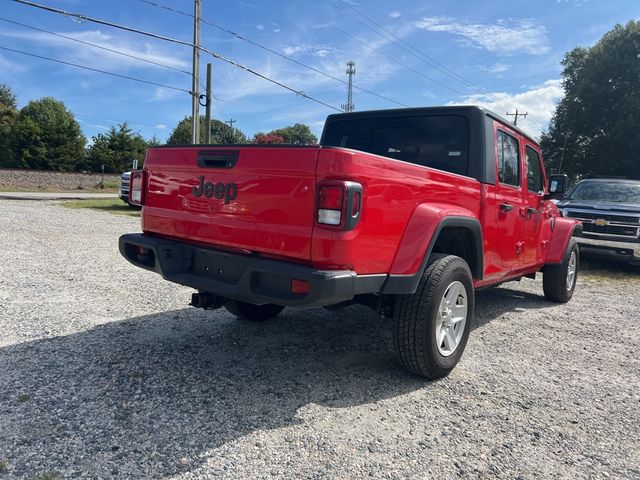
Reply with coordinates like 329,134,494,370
142,146,320,262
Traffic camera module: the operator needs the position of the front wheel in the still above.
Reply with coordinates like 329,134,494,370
224,300,284,322
543,239,579,303
392,254,474,379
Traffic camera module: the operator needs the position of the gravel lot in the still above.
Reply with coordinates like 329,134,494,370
0,200,638,479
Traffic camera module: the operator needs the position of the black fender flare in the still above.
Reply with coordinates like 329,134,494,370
381,216,483,295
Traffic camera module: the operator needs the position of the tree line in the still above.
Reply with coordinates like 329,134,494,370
4,21,636,179
540,20,640,179
0,84,317,174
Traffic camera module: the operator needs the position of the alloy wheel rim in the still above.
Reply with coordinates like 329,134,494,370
567,251,577,291
435,281,468,357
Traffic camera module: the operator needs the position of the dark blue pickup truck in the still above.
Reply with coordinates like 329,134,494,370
557,178,640,263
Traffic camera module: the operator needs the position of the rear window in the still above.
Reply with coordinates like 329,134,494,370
322,115,469,176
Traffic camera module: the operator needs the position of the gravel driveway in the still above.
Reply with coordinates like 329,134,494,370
0,200,638,479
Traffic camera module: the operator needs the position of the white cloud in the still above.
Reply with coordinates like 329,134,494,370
448,79,564,139
415,17,550,55
155,123,167,130
150,87,181,102
0,29,189,71
283,45,305,56
0,54,28,73
389,11,402,19
478,62,512,74
282,44,335,58
256,24,265,31
556,0,589,5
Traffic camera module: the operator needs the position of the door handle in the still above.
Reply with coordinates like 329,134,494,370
526,207,537,215
500,203,513,212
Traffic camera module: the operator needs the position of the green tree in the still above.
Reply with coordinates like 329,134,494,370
147,135,161,148
8,97,86,171
166,116,247,145
86,123,149,173
0,84,18,167
271,123,317,145
541,21,640,178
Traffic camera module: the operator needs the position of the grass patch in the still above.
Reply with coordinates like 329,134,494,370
34,472,60,480
98,178,120,190
61,198,140,217
17,394,30,404
0,460,7,473
581,259,640,283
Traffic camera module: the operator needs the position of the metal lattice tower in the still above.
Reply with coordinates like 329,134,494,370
341,60,356,112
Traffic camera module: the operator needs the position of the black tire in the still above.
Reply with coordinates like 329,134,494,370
543,239,579,303
392,254,475,379
224,300,284,322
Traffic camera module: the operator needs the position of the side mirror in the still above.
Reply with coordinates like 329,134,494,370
547,174,569,200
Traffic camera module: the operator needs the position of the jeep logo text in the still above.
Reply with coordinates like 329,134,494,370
192,176,238,204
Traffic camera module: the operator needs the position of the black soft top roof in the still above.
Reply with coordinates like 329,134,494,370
322,105,539,146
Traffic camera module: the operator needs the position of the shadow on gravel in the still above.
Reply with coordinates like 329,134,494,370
474,286,557,330
1,285,556,477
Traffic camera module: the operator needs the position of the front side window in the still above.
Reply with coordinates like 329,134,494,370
497,130,520,187
525,146,543,193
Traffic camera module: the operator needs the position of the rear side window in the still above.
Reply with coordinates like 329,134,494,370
321,115,469,176
497,130,520,187
525,146,543,193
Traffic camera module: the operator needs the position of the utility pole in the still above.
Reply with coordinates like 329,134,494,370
341,60,356,112
226,118,236,128
190,0,201,144
506,108,527,126
204,62,212,144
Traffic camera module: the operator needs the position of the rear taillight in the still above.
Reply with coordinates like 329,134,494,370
316,181,363,230
317,184,345,226
129,170,146,206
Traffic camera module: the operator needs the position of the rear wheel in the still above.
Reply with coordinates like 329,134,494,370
224,300,284,322
543,239,579,303
392,254,474,379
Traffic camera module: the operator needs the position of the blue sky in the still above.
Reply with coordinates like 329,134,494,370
0,0,637,143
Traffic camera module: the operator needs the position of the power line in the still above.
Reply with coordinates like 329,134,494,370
286,0,468,97
332,0,491,95
0,41,229,108
12,0,343,112
0,45,191,93
135,0,409,108
0,16,193,77
327,0,552,135
74,112,163,129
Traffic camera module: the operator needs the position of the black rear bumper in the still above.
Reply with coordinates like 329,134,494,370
119,233,386,308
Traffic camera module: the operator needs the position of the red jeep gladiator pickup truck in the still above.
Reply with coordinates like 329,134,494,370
120,106,581,379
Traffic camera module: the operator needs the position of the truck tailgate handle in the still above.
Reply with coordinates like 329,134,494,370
197,150,239,169
500,203,513,212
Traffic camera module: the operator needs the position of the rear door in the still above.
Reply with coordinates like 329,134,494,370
493,124,526,270
142,146,320,262
522,144,546,266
